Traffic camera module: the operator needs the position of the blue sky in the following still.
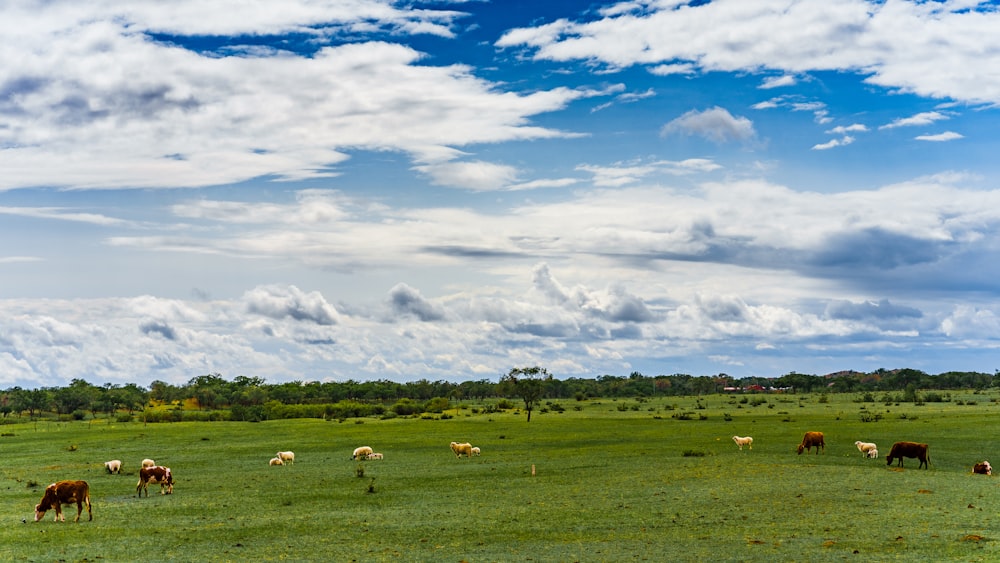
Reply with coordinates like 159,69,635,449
3,0,1000,388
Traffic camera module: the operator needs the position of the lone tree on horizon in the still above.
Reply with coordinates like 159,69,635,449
500,366,552,422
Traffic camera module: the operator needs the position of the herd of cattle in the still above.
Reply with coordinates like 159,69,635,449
33,441,480,523
34,430,990,523
733,431,992,475
33,458,172,523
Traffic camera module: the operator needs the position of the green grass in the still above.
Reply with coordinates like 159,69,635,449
1,393,999,561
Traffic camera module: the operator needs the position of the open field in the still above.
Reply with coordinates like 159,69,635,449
1,392,999,562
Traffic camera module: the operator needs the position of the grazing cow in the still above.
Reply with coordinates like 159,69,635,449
368,452,383,460
269,457,284,466
137,466,174,496
855,441,878,458
797,431,825,455
470,447,481,457
886,442,930,469
732,436,753,451
34,480,92,523
450,441,473,458
276,451,295,465
351,446,374,460
141,458,155,469
104,460,122,474
973,461,992,475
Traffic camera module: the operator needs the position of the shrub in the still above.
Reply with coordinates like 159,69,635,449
115,412,133,423
682,449,706,457
391,399,422,416
424,397,450,413
71,410,87,421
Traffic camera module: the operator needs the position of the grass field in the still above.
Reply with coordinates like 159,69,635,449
1,392,999,562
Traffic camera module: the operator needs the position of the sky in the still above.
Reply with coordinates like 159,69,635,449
3,0,1000,389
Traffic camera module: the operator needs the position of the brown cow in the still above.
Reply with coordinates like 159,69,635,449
973,461,991,475
797,431,825,455
34,480,92,522
137,466,173,497
886,441,930,469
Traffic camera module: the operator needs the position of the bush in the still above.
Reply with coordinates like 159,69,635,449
71,410,87,420
391,398,422,416
424,397,450,413
115,412,133,423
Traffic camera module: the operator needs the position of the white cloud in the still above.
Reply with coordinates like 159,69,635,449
414,160,521,191
498,0,1000,105
812,135,855,150
244,285,340,325
661,107,756,144
915,131,964,142
0,4,589,191
760,75,797,89
880,111,949,130
826,124,868,135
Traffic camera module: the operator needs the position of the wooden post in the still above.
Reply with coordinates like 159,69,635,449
531,464,536,476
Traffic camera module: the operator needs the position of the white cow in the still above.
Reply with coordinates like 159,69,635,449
368,452,383,460
276,451,295,465
141,458,155,468
732,436,753,451
470,447,481,456
104,460,122,474
269,457,284,466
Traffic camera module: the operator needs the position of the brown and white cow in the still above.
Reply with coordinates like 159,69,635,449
886,441,930,469
973,460,992,475
797,431,825,455
137,466,173,497
34,480,92,522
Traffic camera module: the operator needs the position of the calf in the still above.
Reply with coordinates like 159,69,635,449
104,459,122,474
137,466,174,497
34,480,92,522
886,441,930,469
973,461,992,475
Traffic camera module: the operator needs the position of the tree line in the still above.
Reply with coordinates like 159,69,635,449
1,367,997,421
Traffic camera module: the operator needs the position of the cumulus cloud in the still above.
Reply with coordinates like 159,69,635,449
0,2,589,191
497,0,1000,105
244,285,340,325
387,283,445,321
660,107,756,144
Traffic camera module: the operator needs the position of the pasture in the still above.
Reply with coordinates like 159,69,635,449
1,391,998,561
